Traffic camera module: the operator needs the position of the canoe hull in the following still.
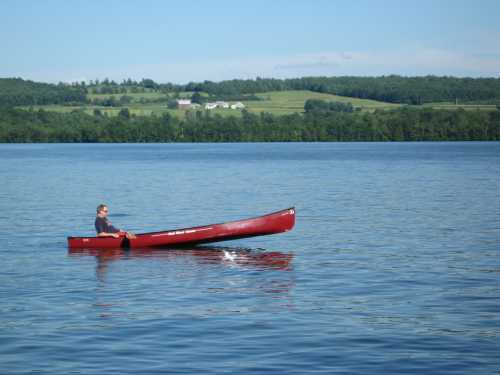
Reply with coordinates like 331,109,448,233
67,207,295,249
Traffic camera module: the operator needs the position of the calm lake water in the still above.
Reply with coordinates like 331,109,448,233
1,142,500,374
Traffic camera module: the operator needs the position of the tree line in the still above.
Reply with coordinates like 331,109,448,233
1,101,499,142
4,76,500,108
88,76,500,104
183,76,500,105
0,78,86,106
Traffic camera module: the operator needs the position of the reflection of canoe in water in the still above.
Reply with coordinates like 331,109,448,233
67,208,295,250
68,247,294,271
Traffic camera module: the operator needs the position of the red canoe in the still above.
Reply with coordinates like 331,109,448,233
67,207,295,249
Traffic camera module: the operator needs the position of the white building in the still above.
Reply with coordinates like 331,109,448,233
176,99,192,109
205,103,217,110
215,101,229,109
230,102,245,109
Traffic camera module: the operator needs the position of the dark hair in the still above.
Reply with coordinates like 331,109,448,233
96,204,107,213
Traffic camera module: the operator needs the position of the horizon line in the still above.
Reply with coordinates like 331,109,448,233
2,73,500,86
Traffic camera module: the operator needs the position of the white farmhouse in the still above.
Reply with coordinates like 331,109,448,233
176,99,192,109
230,102,245,109
215,101,229,109
205,103,217,110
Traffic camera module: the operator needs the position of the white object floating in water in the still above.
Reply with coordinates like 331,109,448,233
223,250,237,261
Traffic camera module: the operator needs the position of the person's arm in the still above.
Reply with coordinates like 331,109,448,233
97,232,121,238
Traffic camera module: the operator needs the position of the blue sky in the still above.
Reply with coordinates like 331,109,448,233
1,0,500,83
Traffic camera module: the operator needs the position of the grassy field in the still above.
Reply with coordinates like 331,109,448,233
20,103,238,118
22,104,177,117
243,90,401,114
87,91,168,101
87,90,196,102
422,102,498,111
19,90,499,117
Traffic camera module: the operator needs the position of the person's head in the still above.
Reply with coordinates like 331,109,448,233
96,204,108,218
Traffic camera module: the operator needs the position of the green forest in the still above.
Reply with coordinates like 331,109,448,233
1,103,499,142
0,78,86,106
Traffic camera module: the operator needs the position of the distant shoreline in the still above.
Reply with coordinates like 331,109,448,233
1,77,499,142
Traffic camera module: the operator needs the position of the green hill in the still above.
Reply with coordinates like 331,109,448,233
20,90,403,117
20,89,498,117
0,78,86,106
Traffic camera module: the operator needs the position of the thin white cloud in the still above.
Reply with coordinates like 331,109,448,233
105,48,500,81
271,49,500,77
13,47,500,83
354,48,500,76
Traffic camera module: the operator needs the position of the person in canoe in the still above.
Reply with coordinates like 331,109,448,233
95,204,136,239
